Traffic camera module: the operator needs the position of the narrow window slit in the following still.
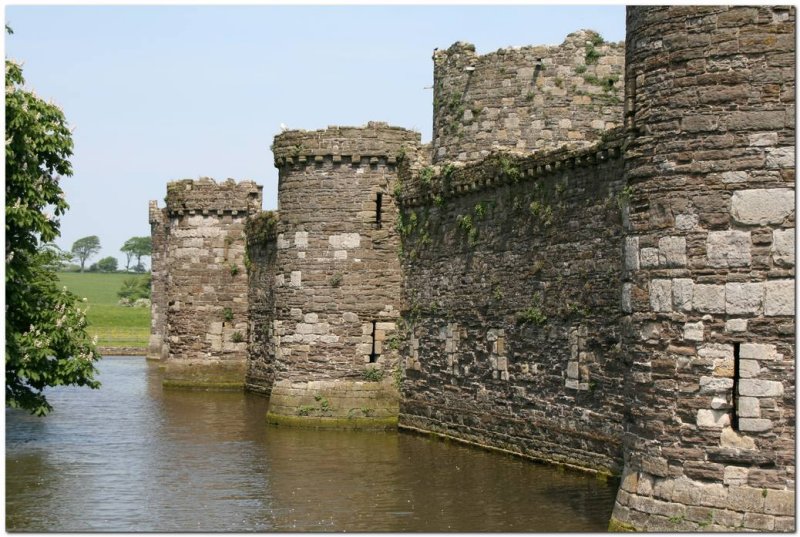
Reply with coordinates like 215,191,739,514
732,342,741,431
369,321,379,363
375,193,383,229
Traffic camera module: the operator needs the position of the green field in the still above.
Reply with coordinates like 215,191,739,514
57,272,151,350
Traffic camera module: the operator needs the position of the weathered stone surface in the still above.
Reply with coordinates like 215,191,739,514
697,409,730,429
650,279,673,312
740,343,781,361
772,229,795,267
707,231,751,267
725,282,764,315
764,279,795,316
738,379,784,398
693,284,725,313
658,236,687,267
731,189,794,225
672,278,693,311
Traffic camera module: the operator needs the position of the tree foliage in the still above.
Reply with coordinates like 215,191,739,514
71,235,101,272
6,55,100,415
121,236,152,271
95,256,118,272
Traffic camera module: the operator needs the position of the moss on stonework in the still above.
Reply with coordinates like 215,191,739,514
607,518,638,532
266,412,398,430
162,380,244,391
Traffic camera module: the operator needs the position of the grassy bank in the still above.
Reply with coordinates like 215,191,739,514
57,272,150,351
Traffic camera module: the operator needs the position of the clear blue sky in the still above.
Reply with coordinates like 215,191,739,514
5,5,625,268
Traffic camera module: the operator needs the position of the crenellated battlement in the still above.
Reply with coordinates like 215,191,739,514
272,122,420,168
163,178,262,216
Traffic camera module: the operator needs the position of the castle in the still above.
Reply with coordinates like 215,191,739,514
149,6,795,531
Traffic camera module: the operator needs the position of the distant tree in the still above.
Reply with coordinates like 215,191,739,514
71,235,101,272
96,256,118,272
121,236,151,272
6,49,100,416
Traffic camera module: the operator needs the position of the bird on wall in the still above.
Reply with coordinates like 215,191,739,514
280,123,288,132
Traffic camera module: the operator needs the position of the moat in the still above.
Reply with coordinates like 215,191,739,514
6,357,618,532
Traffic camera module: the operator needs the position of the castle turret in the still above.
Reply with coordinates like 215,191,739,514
149,178,263,389
265,122,420,427
432,31,624,164
612,6,795,531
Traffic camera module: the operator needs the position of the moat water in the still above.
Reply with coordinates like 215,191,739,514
6,356,618,531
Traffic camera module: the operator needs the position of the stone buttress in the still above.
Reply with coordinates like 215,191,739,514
149,178,263,389
265,122,421,428
611,6,795,532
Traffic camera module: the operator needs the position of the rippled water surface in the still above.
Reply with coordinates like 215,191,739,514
6,357,618,531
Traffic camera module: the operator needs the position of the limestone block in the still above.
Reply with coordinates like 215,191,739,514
275,274,285,286
723,466,749,486
209,322,223,335
650,279,672,312
698,343,733,360
624,237,640,270
710,396,730,410
342,312,359,323
658,236,686,267
674,213,699,230
699,376,733,394
765,279,794,316
725,282,764,315
697,409,730,428
738,359,761,380
739,418,772,432
683,321,703,341
706,230,751,267
621,283,632,313
640,247,659,268
290,271,302,287
739,379,784,397
303,312,318,324
731,189,794,225
771,228,794,267
693,284,725,313
294,231,308,249
725,319,747,332
567,361,579,379
376,322,396,331
672,278,693,311
295,323,313,335
748,132,778,147
277,234,291,249
329,233,361,249
721,171,749,184
765,147,795,169
334,250,348,260
720,427,756,450
565,379,579,390
764,490,795,516
727,486,766,512
737,396,761,417
740,343,781,361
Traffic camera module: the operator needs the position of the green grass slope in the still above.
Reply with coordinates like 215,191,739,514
57,272,150,350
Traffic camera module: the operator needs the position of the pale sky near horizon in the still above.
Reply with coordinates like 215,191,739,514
5,4,625,268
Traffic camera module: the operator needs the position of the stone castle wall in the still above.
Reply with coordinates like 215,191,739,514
244,211,278,395
432,30,624,164
150,178,262,388
263,122,420,427
149,7,795,529
148,201,169,361
396,134,628,474
610,5,796,532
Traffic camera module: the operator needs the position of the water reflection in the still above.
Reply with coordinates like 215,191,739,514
6,357,618,531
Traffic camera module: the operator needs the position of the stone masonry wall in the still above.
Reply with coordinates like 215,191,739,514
611,6,796,532
153,178,263,388
265,123,420,426
148,201,169,360
397,135,628,474
432,30,624,164
245,211,278,395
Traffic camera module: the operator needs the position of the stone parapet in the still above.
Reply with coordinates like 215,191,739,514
165,177,262,216
272,122,421,168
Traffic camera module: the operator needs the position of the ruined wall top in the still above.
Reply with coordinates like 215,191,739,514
161,178,263,216
432,30,625,163
272,121,421,168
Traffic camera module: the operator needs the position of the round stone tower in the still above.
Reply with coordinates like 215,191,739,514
612,6,795,531
267,122,421,428
431,31,624,164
